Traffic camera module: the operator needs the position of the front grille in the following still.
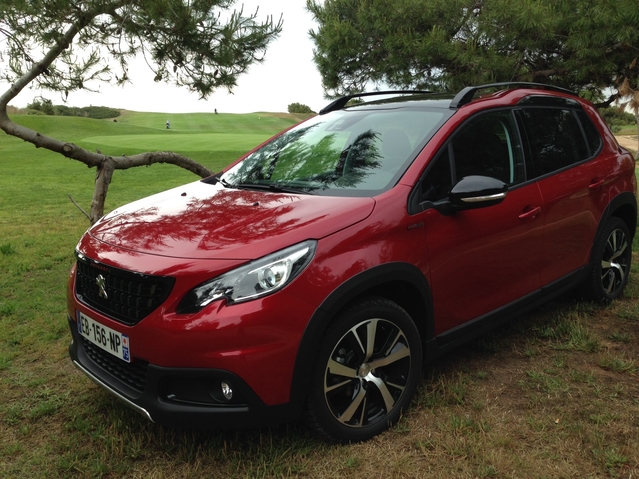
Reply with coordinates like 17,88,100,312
81,337,148,393
75,254,175,325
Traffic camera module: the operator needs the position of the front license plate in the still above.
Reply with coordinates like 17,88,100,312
77,311,130,363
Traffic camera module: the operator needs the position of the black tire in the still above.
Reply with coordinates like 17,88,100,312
305,297,422,442
584,217,632,303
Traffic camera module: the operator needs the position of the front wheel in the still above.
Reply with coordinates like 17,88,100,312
584,217,632,303
305,297,422,442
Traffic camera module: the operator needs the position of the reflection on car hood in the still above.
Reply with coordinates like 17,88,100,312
89,180,375,260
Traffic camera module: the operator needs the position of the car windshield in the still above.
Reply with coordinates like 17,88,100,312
220,106,451,197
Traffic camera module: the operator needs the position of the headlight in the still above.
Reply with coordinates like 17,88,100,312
176,240,317,314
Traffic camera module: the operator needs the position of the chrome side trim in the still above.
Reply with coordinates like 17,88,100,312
73,360,154,423
461,192,507,203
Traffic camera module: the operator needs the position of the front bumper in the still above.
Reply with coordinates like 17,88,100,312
67,317,300,429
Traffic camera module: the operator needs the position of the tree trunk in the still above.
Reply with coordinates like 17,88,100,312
91,157,116,224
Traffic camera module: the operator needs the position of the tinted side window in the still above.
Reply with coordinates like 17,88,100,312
576,110,603,157
520,108,589,176
452,112,525,185
418,110,525,203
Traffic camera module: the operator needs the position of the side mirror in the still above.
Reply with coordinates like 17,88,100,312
448,176,507,209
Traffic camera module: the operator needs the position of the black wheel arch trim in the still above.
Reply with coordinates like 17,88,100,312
288,262,434,412
591,192,637,262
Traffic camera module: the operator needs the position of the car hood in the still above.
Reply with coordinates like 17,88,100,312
88,180,375,260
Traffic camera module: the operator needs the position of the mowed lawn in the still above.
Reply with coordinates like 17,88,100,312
0,111,300,211
1,110,638,478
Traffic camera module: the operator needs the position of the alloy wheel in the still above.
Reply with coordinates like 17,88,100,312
600,227,629,296
323,318,412,428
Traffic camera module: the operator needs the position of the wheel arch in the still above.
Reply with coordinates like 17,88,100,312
609,193,637,241
592,192,637,262
288,262,434,411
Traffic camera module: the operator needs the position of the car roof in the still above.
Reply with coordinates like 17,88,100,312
320,82,580,115
347,96,454,111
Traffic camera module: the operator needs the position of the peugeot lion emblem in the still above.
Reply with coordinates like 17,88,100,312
96,274,108,299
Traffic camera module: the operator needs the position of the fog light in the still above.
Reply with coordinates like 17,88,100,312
221,381,233,401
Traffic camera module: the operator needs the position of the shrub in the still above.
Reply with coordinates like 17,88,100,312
27,98,55,115
24,100,120,119
287,102,314,114
598,107,637,128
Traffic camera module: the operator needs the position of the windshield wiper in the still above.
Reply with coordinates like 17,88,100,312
217,178,234,188
206,174,234,188
207,174,312,195
229,182,312,195
267,184,313,195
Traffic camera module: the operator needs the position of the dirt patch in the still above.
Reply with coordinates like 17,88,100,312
616,135,638,153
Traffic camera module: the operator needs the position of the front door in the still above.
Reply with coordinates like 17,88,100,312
415,110,544,334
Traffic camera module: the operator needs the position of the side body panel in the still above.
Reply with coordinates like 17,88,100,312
422,184,544,334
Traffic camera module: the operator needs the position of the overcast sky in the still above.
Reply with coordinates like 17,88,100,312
4,1,328,114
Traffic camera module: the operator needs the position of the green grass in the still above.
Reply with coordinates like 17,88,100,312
1,112,638,478
616,125,638,136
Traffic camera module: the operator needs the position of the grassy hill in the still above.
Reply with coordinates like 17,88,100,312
0,110,303,215
7,110,304,167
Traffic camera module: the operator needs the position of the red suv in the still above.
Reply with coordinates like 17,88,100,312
67,83,637,442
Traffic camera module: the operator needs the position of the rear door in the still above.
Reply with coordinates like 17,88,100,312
517,105,607,286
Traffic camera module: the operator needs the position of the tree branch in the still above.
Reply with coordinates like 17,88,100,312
114,151,213,177
0,22,80,112
68,194,92,222
593,92,621,109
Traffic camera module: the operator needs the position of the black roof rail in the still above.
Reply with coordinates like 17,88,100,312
450,82,577,109
319,90,433,115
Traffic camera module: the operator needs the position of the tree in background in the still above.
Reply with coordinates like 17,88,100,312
27,97,55,115
307,0,639,109
617,61,639,153
287,102,315,114
25,99,121,119
0,0,282,223
599,106,637,132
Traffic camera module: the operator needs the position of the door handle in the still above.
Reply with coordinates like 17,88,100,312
519,206,541,220
589,178,604,190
